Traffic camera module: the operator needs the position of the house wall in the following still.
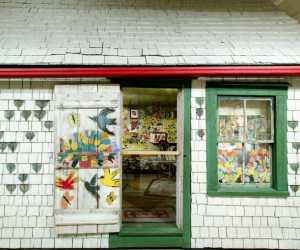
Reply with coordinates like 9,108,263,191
0,77,300,249
191,77,300,249
0,79,109,248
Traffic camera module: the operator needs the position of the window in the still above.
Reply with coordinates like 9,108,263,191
206,83,290,197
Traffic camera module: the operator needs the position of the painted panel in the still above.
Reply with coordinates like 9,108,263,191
54,84,121,234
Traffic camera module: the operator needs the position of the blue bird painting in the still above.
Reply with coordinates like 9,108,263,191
81,174,100,199
89,108,117,136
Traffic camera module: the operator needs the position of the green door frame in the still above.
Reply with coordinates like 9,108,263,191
109,78,193,248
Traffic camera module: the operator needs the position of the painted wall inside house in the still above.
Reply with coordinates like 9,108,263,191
0,77,299,248
191,77,300,249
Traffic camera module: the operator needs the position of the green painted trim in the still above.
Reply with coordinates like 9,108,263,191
110,235,183,248
207,87,287,96
207,82,291,88
274,94,288,191
182,83,191,248
206,94,218,191
206,85,289,197
208,189,290,197
109,79,192,248
118,223,182,236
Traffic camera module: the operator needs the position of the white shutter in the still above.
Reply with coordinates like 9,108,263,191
54,84,122,234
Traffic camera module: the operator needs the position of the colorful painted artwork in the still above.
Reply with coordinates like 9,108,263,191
89,108,116,136
106,191,117,205
81,174,100,199
218,145,243,184
58,130,120,168
219,115,244,141
99,168,120,187
245,144,270,183
68,113,80,127
247,116,270,141
122,106,172,149
61,191,75,209
130,121,141,130
165,129,177,143
55,169,80,190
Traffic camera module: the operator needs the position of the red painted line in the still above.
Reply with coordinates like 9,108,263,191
0,66,300,78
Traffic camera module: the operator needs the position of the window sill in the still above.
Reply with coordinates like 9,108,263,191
118,223,182,236
207,188,290,197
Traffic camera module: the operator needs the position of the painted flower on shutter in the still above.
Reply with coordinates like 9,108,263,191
55,169,80,190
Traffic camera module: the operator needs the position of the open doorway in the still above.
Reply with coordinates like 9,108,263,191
121,88,182,224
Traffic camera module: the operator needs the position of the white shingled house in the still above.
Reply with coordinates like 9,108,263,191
0,0,300,249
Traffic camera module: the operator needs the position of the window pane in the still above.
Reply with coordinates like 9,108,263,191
246,100,272,141
245,143,271,184
219,99,244,141
218,143,243,184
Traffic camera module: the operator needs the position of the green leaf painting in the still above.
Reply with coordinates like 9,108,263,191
197,129,205,140
288,121,298,131
292,142,300,153
6,163,16,174
18,174,29,183
44,121,53,130
31,163,42,173
8,142,18,153
290,185,299,193
21,110,32,121
0,131,3,140
290,163,299,174
196,108,203,118
0,142,8,152
25,132,35,141
34,110,46,121
14,100,24,110
6,185,16,194
20,185,30,194
4,110,15,120
196,97,205,106
36,100,49,110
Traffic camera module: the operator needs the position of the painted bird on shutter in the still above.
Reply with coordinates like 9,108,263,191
81,174,100,199
99,168,120,187
89,108,116,136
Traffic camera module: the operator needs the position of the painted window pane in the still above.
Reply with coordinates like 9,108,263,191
245,143,271,184
246,100,272,141
218,143,243,184
219,99,244,141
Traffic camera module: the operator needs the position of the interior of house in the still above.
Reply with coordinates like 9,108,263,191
121,88,178,223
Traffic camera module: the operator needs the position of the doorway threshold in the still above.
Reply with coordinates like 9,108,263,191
118,223,182,236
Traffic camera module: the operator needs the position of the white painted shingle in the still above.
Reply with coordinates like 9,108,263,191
0,0,299,65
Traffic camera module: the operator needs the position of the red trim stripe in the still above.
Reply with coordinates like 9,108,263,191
0,66,300,78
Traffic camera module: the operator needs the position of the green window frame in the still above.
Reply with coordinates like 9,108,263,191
206,83,290,197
